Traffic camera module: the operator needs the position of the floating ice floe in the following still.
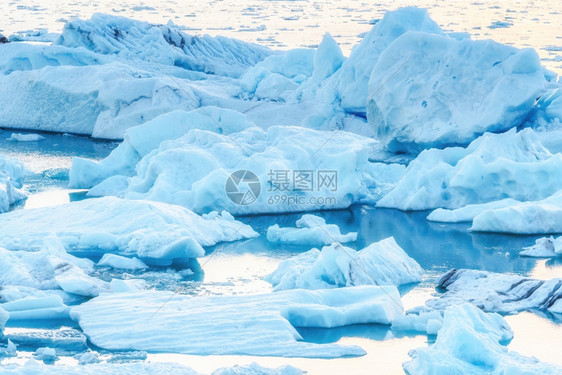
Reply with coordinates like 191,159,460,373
0,196,257,264
403,303,562,374
0,155,29,213
470,190,562,234
427,198,521,223
0,235,105,299
266,214,357,246
7,133,46,142
377,128,562,211
0,361,302,375
425,269,562,314
98,254,148,270
266,237,423,291
71,286,403,358
520,236,562,257
71,124,405,214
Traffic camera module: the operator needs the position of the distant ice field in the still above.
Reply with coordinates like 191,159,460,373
1,0,561,73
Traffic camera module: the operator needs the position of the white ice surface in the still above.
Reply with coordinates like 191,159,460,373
71,286,403,358
266,237,423,291
266,214,357,246
0,196,257,263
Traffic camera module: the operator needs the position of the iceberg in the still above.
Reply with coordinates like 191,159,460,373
69,106,254,188
377,128,562,211
0,61,200,139
266,214,357,246
368,31,546,152
470,190,562,234
329,7,443,115
0,155,29,213
0,197,257,264
266,237,423,291
55,13,273,78
520,236,562,257
71,286,403,358
403,303,562,374
426,269,562,314
73,125,405,214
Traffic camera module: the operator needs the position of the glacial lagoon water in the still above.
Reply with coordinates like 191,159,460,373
1,129,561,373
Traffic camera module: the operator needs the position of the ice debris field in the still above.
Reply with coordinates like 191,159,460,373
1,4,562,375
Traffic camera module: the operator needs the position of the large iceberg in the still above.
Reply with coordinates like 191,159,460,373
403,303,562,374
0,196,257,264
71,124,405,215
71,286,403,358
426,269,562,314
327,7,443,115
266,237,423,291
0,155,29,212
266,214,357,246
377,128,562,211
55,13,273,78
367,31,546,152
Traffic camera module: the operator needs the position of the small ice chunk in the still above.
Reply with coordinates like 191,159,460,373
34,347,57,361
266,214,357,246
7,133,46,142
74,351,101,365
520,236,562,257
109,279,147,293
98,254,148,270
266,237,423,290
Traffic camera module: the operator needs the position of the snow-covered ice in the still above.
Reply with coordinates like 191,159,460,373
266,237,423,291
266,214,357,246
404,303,562,375
425,269,562,314
71,286,403,357
0,197,257,264
520,236,562,257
